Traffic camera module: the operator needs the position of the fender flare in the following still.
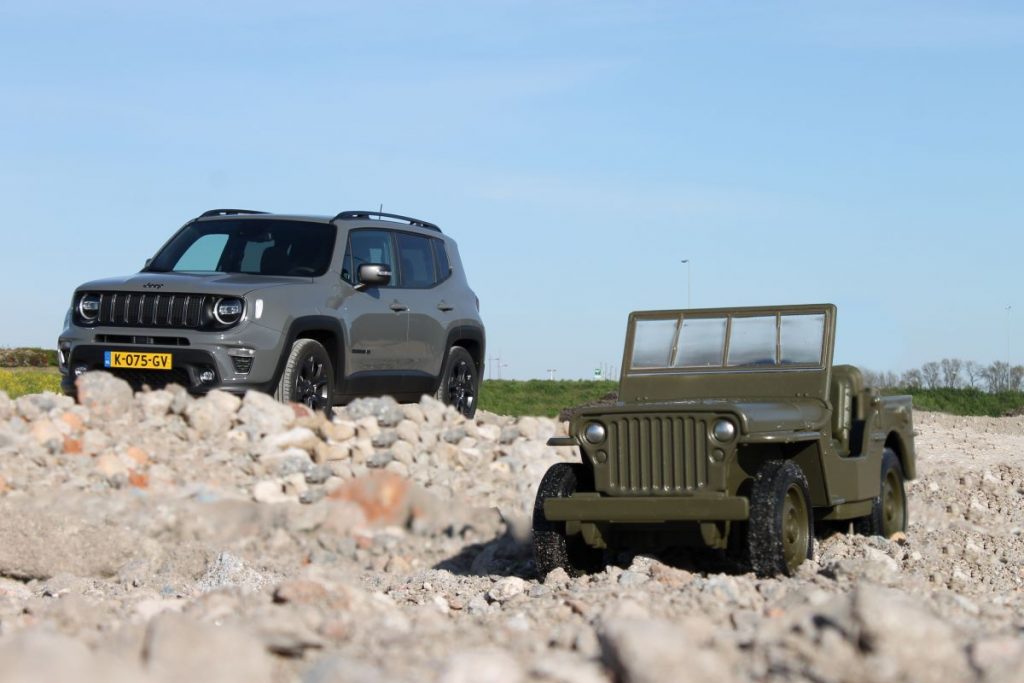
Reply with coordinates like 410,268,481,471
271,315,347,391
433,325,486,392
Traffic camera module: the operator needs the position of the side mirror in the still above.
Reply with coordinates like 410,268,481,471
355,263,391,290
144,258,153,270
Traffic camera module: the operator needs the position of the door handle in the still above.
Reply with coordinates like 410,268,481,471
390,302,409,312
437,301,454,312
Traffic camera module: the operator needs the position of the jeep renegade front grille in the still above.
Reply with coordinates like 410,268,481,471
605,415,708,494
91,292,211,329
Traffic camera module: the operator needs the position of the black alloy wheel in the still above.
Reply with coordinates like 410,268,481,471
436,346,478,418
275,338,334,412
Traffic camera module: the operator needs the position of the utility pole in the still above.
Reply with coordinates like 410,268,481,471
547,368,557,380
681,259,692,308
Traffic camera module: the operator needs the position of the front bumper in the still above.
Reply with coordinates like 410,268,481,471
60,345,264,396
59,316,288,397
543,493,749,523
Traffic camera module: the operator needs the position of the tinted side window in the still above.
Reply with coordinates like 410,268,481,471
432,239,451,281
343,230,396,287
396,233,436,288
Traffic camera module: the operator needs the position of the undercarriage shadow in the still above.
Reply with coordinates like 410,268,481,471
433,529,536,579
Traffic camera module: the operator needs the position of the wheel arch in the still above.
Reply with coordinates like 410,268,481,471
433,325,486,390
272,316,347,391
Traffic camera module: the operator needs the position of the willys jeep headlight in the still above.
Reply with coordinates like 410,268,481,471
583,421,607,444
712,418,736,442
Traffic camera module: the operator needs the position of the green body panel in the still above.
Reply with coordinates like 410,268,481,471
548,303,917,531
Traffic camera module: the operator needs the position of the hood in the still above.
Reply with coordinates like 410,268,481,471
76,272,306,297
576,397,830,434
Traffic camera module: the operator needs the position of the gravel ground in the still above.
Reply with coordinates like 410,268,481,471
0,373,1023,682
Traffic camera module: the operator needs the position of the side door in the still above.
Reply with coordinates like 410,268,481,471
337,229,409,377
392,231,450,378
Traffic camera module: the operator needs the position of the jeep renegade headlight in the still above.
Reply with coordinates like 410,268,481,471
213,297,244,325
583,421,606,444
712,418,736,442
77,293,100,321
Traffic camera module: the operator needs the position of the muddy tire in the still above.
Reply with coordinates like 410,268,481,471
747,460,814,576
853,448,907,538
274,339,333,412
532,463,605,578
435,346,479,418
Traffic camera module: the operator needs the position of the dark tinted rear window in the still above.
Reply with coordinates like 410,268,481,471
147,219,336,277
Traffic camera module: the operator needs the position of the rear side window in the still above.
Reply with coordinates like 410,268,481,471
396,233,436,288
432,239,451,281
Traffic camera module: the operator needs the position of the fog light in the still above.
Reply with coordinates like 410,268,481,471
199,369,216,383
583,421,606,444
73,365,88,377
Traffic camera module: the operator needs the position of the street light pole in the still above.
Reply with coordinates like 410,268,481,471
681,259,691,308
1007,305,1012,367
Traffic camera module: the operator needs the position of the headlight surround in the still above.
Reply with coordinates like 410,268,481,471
712,418,737,442
212,297,244,326
76,293,100,322
583,421,607,445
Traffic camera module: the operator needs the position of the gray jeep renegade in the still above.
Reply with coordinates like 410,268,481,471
58,209,486,417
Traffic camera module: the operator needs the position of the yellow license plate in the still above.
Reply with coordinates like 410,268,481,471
103,351,173,370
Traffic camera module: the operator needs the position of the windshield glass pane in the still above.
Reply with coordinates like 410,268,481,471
780,313,825,364
148,219,336,276
673,317,726,367
727,315,778,367
631,318,678,368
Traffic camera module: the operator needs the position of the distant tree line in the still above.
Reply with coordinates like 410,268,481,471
863,359,1024,393
0,347,58,368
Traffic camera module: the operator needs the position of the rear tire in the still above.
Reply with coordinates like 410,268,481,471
532,463,606,578
274,339,334,412
853,448,907,538
747,460,814,576
435,346,479,418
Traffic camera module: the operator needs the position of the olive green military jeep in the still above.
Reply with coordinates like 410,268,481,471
533,304,915,577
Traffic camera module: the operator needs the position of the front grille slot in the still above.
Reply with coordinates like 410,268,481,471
95,334,190,346
606,415,708,494
89,291,211,329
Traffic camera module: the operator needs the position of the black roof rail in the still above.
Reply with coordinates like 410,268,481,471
198,208,269,218
333,210,440,232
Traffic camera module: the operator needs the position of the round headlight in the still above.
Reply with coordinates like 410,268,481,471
213,297,244,325
712,418,736,442
583,421,606,444
77,293,100,321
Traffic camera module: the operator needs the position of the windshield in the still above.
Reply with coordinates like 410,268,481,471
629,311,826,371
146,219,336,276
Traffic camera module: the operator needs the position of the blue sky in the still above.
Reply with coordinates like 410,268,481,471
1,1,1021,379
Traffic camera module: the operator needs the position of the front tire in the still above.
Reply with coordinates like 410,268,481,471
274,339,334,412
853,448,907,538
532,463,606,578
435,346,479,418
747,460,814,576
